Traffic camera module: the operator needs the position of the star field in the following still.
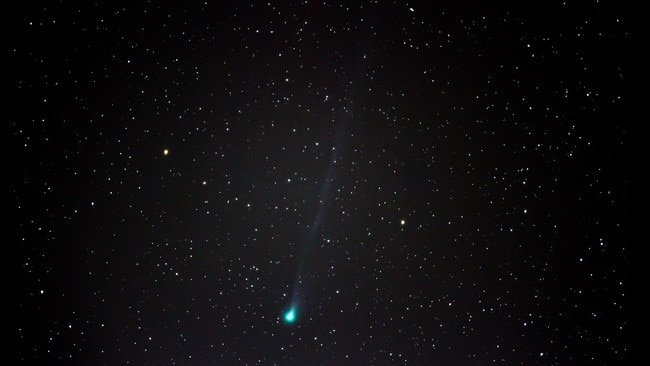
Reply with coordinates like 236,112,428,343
11,0,629,364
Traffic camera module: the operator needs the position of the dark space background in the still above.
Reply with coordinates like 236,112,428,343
11,0,629,364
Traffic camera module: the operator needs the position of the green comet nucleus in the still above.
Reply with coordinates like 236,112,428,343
283,308,297,323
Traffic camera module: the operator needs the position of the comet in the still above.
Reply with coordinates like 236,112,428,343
283,307,297,324
284,109,351,326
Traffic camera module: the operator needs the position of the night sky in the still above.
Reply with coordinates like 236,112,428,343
11,0,630,365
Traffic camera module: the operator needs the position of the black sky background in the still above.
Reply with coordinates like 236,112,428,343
11,0,629,364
